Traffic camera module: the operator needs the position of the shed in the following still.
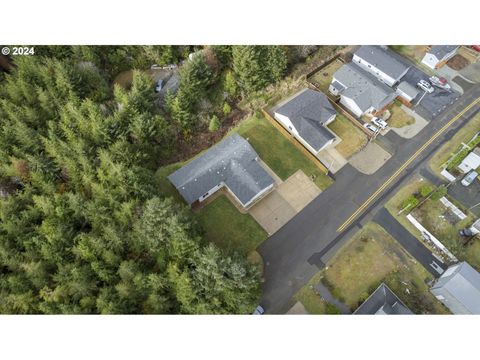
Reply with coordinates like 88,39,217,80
458,147,480,173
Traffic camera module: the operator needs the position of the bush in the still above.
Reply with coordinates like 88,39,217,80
401,195,419,211
208,115,220,132
430,185,447,201
420,184,434,197
223,102,232,116
325,303,341,314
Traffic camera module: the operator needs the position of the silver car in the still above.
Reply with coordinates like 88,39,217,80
417,79,434,94
461,170,478,186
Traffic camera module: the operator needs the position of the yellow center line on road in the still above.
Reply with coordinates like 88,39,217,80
337,96,480,233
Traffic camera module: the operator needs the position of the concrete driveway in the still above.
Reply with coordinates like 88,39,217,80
349,142,392,175
249,170,321,235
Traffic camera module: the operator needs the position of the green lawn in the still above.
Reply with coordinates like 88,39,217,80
294,272,340,314
318,222,448,314
236,113,333,190
388,102,415,128
429,113,480,174
194,196,267,255
327,114,367,158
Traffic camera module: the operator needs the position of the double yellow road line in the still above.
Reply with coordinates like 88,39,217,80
337,96,480,233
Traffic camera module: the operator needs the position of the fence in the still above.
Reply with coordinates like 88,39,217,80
260,109,329,174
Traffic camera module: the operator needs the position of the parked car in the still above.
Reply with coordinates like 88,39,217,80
155,79,164,93
429,76,451,90
371,117,388,130
459,228,475,237
461,170,478,186
252,305,265,315
417,79,434,93
363,123,379,133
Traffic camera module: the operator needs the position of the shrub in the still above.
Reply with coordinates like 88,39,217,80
325,303,341,314
430,185,447,201
401,195,419,211
223,102,232,116
208,115,220,132
420,184,434,197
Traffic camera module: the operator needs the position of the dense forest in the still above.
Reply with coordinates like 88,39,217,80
0,45,295,313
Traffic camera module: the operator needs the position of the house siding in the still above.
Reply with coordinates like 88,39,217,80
340,95,364,118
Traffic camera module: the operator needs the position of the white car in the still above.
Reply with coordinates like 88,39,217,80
363,123,379,133
461,170,478,187
417,79,434,94
429,76,451,90
371,117,387,130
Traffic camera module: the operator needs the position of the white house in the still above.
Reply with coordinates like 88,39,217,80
353,45,410,87
330,63,397,118
274,89,337,155
458,147,480,173
168,133,275,209
421,45,459,70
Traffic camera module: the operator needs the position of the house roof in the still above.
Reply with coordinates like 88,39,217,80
333,63,397,112
431,262,480,314
168,133,274,206
354,283,413,315
429,45,459,60
354,45,410,79
458,148,480,173
275,89,336,151
397,81,419,99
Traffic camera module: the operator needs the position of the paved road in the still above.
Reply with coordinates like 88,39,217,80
373,208,447,277
259,85,480,314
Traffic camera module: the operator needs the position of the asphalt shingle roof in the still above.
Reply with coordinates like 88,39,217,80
431,262,480,314
275,89,336,151
354,283,413,315
429,45,459,60
333,63,397,112
167,133,274,206
355,45,410,80
397,81,419,99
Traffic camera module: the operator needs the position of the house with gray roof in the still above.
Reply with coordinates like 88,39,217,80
353,45,410,87
430,261,480,314
354,283,413,315
329,63,397,118
168,133,275,209
274,89,337,155
422,45,459,70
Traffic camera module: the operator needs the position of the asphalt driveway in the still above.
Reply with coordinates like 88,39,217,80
448,178,480,217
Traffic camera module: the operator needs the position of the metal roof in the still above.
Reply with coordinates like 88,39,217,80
354,45,410,79
431,262,480,314
354,283,413,315
333,63,397,112
275,89,336,151
168,133,274,206
429,45,459,60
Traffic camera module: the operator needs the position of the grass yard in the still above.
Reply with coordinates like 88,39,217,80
388,102,415,128
327,114,367,158
308,59,344,93
236,113,333,190
294,272,340,314
429,113,480,174
319,222,448,314
194,196,267,255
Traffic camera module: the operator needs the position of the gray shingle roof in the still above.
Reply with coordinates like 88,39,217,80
275,89,336,151
397,81,419,99
167,133,274,206
431,262,480,314
355,45,410,79
429,45,459,60
333,63,397,112
354,283,413,315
